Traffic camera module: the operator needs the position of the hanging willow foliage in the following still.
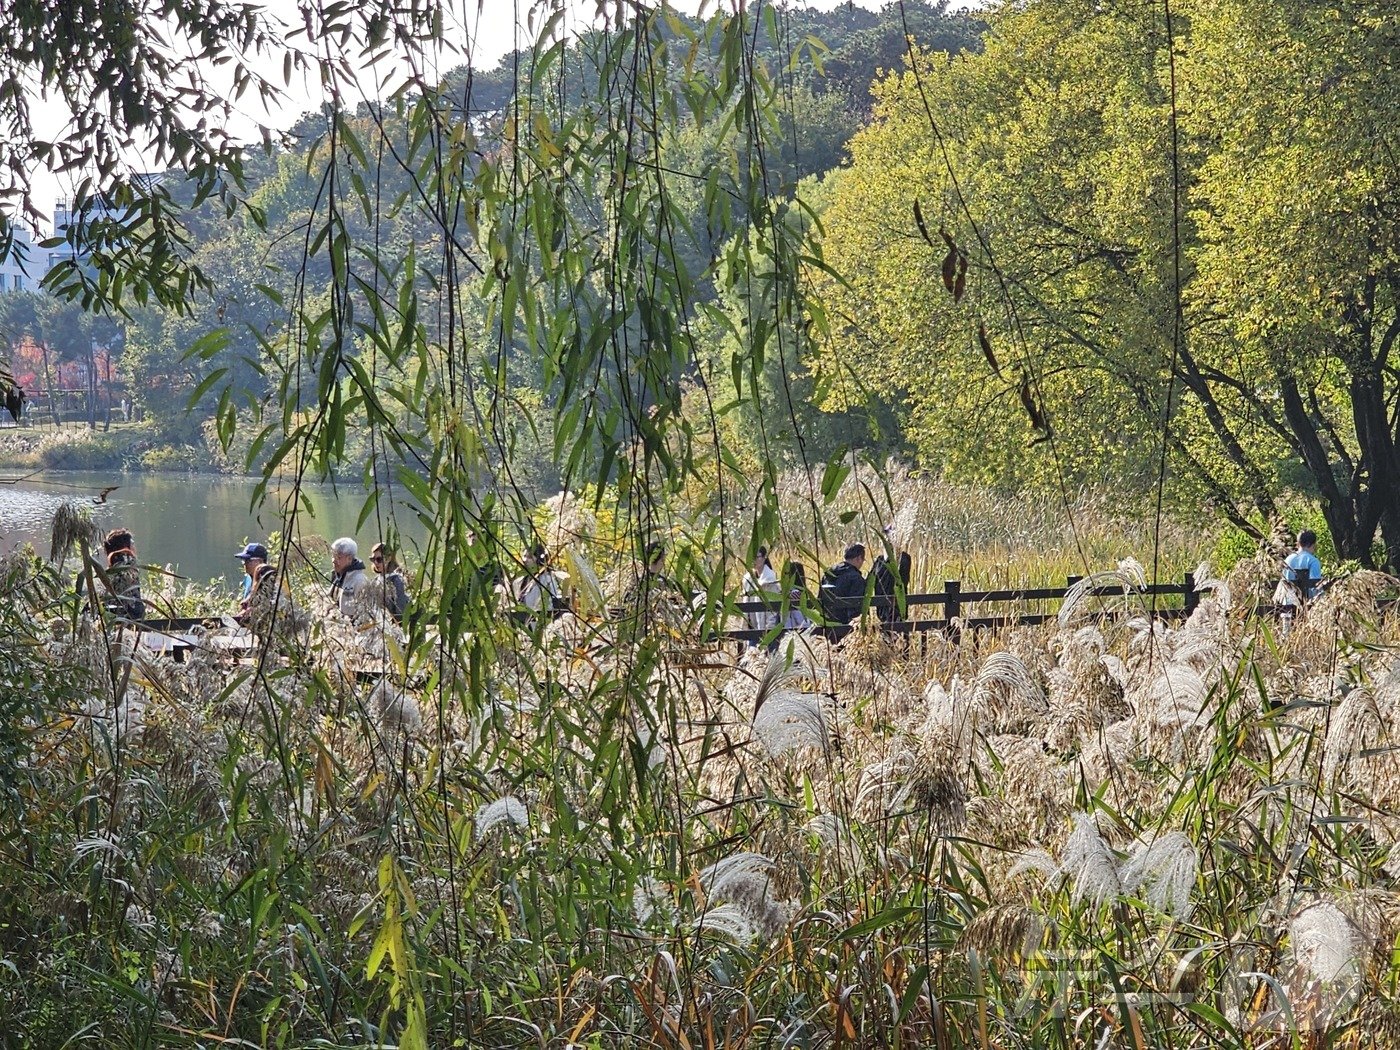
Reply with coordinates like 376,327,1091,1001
214,3,852,1040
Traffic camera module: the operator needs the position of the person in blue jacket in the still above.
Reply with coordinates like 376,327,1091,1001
235,542,270,612
1280,529,1322,604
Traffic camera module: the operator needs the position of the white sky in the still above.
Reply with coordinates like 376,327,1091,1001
19,0,928,232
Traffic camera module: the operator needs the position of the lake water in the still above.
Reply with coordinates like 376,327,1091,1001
0,471,424,588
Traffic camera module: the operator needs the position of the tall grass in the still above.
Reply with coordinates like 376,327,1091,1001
1,492,1396,1048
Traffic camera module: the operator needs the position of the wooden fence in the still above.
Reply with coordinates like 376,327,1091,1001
129,572,1204,660
722,571,1201,645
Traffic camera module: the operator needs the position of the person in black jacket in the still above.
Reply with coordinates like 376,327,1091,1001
870,554,898,626
819,543,867,625
99,527,145,620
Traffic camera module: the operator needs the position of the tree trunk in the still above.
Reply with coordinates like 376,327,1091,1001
39,341,61,426
1344,283,1399,569
86,343,97,429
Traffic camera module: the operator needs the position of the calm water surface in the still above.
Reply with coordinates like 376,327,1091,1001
0,471,425,588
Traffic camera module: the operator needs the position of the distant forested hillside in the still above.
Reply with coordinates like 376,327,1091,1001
1,1,981,481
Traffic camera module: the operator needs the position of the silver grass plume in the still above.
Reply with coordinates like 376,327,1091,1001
1007,848,1059,881
697,852,773,901
1191,559,1232,613
695,852,793,941
1374,660,1400,723
1289,900,1362,985
1059,812,1121,909
1322,686,1384,787
741,647,807,714
804,813,865,875
1100,654,1128,689
888,498,919,549
1058,559,1147,627
1171,627,1222,668
474,796,528,835
970,650,1047,730
370,679,421,736
958,903,1046,961
696,903,756,944
751,689,827,756
907,678,971,833
1142,663,1211,731
804,813,858,855
1120,831,1198,920
1127,616,1169,664
855,748,915,818
632,877,676,926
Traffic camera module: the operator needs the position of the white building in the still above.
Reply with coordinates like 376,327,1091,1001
1,176,164,293
49,175,162,273
0,224,41,292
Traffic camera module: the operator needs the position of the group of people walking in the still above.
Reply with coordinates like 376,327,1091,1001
741,540,913,635
234,535,408,622
81,528,410,624
83,522,1328,638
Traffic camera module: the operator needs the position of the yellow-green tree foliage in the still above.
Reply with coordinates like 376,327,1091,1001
813,0,1400,563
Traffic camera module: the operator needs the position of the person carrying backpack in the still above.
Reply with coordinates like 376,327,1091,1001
1278,529,1322,606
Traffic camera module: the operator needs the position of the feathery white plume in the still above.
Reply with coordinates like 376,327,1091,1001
1120,831,1197,920
1289,901,1360,984
1117,558,1147,589
696,903,757,944
633,877,675,925
370,679,421,735
1192,560,1232,612
1059,563,1147,627
752,689,827,756
1007,848,1060,881
1059,812,1121,908
971,651,1047,722
697,852,773,899
804,813,863,870
1144,664,1210,729
474,796,528,835
1322,687,1383,786
1100,654,1128,688
1171,629,1221,667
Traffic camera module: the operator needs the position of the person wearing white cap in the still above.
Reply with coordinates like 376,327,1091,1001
329,536,368,613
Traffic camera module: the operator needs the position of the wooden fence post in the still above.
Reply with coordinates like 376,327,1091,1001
1065,574,1083,620
945,579,961,644
1184,571,1198,616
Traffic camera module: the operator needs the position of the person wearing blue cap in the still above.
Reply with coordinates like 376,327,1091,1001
235,542,270,613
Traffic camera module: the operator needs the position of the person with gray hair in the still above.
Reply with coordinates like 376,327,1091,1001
329,536,368,613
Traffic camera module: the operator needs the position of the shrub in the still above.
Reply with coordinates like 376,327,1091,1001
34,430,124,470
1210,524,1262,573
138,443,205,472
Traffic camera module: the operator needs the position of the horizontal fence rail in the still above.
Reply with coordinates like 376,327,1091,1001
719,572,1201,645
123,571,1391,665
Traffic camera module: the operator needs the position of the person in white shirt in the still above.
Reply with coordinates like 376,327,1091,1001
516,544,563,613
742,546,781,632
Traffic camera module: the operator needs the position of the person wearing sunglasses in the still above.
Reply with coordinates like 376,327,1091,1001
370,541,408,621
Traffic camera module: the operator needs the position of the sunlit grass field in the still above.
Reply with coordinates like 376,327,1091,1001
2,477,1396,1048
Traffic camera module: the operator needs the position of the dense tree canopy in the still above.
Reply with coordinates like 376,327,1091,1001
8,4,1400,1048
814,0,1400,565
